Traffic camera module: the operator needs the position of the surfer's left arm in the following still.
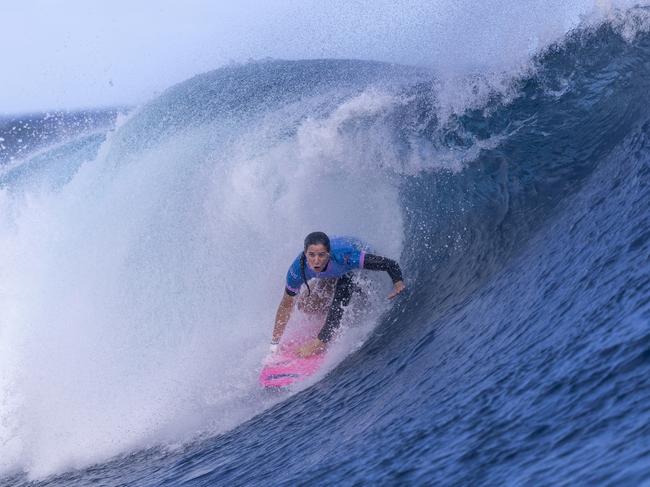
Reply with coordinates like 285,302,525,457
362,253,406,299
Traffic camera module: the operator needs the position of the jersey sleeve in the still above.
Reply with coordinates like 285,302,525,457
285,256,304,296
343,248,366,269
332,237,368,270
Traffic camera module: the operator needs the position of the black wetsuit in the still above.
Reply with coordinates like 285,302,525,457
315,253,403,343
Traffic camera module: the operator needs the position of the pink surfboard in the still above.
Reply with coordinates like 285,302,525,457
259,340,326,389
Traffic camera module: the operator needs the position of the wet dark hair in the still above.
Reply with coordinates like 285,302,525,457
303,231,331,252
300,231,330,296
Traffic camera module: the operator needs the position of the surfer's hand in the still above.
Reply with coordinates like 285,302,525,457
297,338,325,358
388,280,406,299
269,342,279,354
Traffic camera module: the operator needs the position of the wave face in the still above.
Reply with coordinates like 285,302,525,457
2,10,650,486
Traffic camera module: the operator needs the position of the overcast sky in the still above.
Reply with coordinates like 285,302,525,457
0,0,625,114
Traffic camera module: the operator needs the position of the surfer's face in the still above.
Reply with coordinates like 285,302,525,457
305,244,330,273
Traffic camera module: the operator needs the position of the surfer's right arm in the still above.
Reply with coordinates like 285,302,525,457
270,292,295,351
269,256,304,351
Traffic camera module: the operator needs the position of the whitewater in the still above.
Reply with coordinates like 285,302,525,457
1,4,649,486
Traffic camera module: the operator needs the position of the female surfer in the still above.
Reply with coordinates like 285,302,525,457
270,231,406,358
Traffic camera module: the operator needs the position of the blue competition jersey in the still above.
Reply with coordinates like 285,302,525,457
286,236,370,294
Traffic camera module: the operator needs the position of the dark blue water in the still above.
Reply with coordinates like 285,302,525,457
1,15,649,487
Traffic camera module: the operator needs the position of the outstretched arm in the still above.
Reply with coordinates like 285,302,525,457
387,280,406,299
363,253,406,299
270,291,295,351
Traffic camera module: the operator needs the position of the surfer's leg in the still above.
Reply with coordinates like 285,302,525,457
318,273,354,343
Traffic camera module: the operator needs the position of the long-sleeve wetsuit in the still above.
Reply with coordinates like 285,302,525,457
284,237,403,343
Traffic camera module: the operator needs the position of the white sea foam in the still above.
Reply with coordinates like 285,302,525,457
0,85,404,479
